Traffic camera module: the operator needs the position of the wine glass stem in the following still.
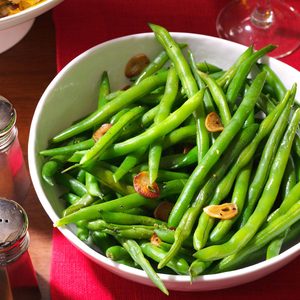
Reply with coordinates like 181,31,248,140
251,0,274,29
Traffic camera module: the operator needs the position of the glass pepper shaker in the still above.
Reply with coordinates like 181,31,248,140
0,198,41,300
0,96,30,204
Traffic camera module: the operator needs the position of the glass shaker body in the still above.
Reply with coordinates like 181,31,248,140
0,96,30,204
0,198,40,300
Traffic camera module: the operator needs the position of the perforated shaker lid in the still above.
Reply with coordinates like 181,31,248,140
0,96,16,137
0,198,28,250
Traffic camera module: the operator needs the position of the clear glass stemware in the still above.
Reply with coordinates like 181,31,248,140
216,0,300,58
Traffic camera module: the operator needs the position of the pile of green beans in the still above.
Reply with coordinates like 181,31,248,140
39,23,300,294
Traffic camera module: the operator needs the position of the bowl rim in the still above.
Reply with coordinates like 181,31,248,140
0,0,63,25
28,31,300,284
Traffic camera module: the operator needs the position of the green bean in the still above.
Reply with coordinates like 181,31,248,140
266,229,289,259
158,124,258,268
149,24,197,98
194,109,300,262
158,179,188,197
281,156,297,199
104,227,154,240
106,245,131,261
113,146,147,182
87,219,154,231
117,119,144,142
163,125,196,149
267,181,300,224
109,108,131,124
216,45,253,88
149,23,209,162
98,71,110,108
55,173,87,197
154,227,193,248
85,172,104,198
209,71,226,80
244,110,255,127
116,259,138,268
67,150,87,163
40,138,95,157
63,193,96,216
294,153,300,181
91,231,116,254
198,70,232,126
55,193,159,226
118,238,168,295
96,161,118,172
206,90,293,240
171,147,197,169
76,169,86,184
196,61,222,74
68,124,196,164
100,211,165,226
52,71,168,143
189,260,212,279
108,88,205,157
83,163,135,195
141,243,189,275
134,43,186,85
80,106,146,165
137,93,164,105
239,90,294,227
189,51,216,114
157,241,194,263
213,201,300,272
135,164,189,181
268,156,297,264
209,162,253,243
256,93,276,115
257,63,300,160
76,225,89,241
154,169,189,181
257,63,286,102
149,66,179,183
42,154,68,186
293,132,300,158
141,105,160,126
76,219,88,228
168,71,267,228
226,45,276,107
159,146,198,169
56,178,186,227
105,90,124,101
62,192,80,206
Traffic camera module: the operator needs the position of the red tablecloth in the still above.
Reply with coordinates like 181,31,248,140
51,0,300,299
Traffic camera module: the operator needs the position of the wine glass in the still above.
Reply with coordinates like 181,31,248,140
216,0,300,58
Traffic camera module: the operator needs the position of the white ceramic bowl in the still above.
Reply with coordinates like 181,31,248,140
28,32,300,291
0,0,63,53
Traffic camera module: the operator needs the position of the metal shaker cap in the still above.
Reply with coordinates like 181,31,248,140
0,96,16,137
0,198,29,265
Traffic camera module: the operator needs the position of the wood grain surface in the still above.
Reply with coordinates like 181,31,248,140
0,12,57,300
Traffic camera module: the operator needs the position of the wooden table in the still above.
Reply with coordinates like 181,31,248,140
0,12,56,300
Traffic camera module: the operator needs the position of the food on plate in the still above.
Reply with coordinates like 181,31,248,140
39,23,300,294
0,0,44,18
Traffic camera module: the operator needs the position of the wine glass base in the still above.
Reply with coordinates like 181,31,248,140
216,0,300,58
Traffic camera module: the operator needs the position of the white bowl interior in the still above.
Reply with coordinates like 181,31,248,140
28,32,300,291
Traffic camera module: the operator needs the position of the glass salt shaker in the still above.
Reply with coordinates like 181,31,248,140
0,96,30,204
0,198,41,299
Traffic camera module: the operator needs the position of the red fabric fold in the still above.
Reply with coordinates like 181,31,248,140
51,0,300,298
51,229,300,300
